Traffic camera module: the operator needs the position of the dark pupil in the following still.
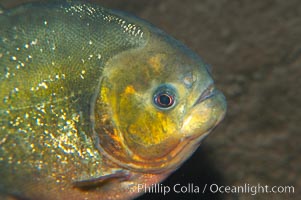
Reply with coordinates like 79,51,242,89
158,93,173,107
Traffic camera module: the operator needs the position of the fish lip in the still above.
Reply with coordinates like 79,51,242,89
193,84,215,106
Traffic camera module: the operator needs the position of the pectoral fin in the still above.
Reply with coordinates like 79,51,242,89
73,169,130,189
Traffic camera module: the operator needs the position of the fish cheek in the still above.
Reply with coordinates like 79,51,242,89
119,94,181,160
94,77,181,162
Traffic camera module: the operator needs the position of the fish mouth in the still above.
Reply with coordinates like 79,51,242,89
193,84,216,106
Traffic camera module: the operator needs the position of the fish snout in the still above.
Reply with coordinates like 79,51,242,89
181,87,227,139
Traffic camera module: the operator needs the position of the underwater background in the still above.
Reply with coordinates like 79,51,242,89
1,0,300,199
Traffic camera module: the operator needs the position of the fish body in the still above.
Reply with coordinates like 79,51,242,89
0,2,226,200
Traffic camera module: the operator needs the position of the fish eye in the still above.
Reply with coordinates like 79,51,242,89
153,84,177,110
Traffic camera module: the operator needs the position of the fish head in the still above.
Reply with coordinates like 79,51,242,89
94,29,227,173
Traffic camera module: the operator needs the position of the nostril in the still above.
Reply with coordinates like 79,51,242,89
182,72,196,88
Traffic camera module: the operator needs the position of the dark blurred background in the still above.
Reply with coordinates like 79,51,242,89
1,0,300,199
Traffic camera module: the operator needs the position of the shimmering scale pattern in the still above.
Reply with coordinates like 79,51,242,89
65,4,144,38
0,2,146,195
